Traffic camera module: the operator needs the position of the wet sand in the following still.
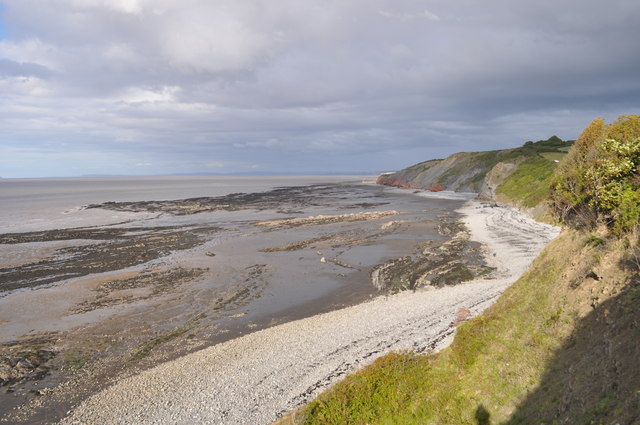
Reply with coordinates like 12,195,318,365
58,200,560,425
0,183,474,424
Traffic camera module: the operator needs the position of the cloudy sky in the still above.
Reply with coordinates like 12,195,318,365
1,0,639,178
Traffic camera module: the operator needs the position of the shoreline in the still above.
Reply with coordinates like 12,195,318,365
1,183,466,423
59,199,560,425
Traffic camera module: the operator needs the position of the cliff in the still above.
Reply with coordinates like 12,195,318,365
377,150,510,193
377,136,572,207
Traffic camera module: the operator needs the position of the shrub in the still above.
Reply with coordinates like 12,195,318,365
615,186,640,234
549,115,640,234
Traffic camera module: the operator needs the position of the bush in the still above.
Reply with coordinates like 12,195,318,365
549,115,640,234
615,187,640,234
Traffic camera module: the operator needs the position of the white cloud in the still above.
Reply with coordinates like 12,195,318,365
157,6,272,73
103,43,138,62
421,10,441,21
60,0,146,15
0,38,58,69
0,75,51,96
204,161,226,168
233,138,289,149
379,9,440,21
116,86,180,104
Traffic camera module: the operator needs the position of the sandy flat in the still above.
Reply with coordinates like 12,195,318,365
61,200,560,425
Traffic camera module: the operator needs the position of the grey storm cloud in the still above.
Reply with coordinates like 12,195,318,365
0,58,52,78
0,0,639,177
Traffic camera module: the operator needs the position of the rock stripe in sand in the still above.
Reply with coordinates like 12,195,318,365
61,201,560,425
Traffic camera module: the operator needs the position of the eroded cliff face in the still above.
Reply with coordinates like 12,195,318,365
375,172,444,192
377,136,572,203
376,158,442,190
478,161,518,199
377,151,515,194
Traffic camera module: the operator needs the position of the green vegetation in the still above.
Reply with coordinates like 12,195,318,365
550,115,640,233
490,136,573,211
495,156,556,208
279,116,640,425
130,326,190,362
282,236,572,424
62,337,112,371
500,136,573,202
438,150,503,184
63,349,95,371
387,136,572,194
539,152,566,162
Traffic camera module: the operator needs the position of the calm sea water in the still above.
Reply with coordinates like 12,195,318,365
0,175,365,232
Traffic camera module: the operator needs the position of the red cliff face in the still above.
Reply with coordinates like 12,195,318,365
424,184,444,192
376,174,408,188
376,175,444,192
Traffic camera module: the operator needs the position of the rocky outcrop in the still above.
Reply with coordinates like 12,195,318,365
478,161,518,200
377,137,573,199
375,173,444,192
369,216,494,293
375,174,410,188
377,151,508,193
0,349,56,387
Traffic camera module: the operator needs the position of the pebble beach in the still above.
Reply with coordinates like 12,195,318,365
60,201,560,425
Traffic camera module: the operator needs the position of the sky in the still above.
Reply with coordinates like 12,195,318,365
0,0,639,178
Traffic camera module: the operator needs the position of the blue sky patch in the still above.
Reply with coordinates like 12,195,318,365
0,5,6,40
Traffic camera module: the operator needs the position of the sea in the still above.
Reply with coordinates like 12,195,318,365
0,175,365,233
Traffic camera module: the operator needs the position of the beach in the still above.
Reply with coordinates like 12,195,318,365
1,178,482,423
58,200,560,425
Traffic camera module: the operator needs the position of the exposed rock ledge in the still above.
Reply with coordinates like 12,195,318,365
60,202,560,425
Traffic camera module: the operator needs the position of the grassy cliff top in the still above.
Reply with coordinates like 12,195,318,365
378,136,573,195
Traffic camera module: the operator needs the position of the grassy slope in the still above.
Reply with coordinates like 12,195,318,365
277,135,640,425
280,229,640,425
493,137,571,209
281,232,571,424
394,137,571,195
495,156,558,209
